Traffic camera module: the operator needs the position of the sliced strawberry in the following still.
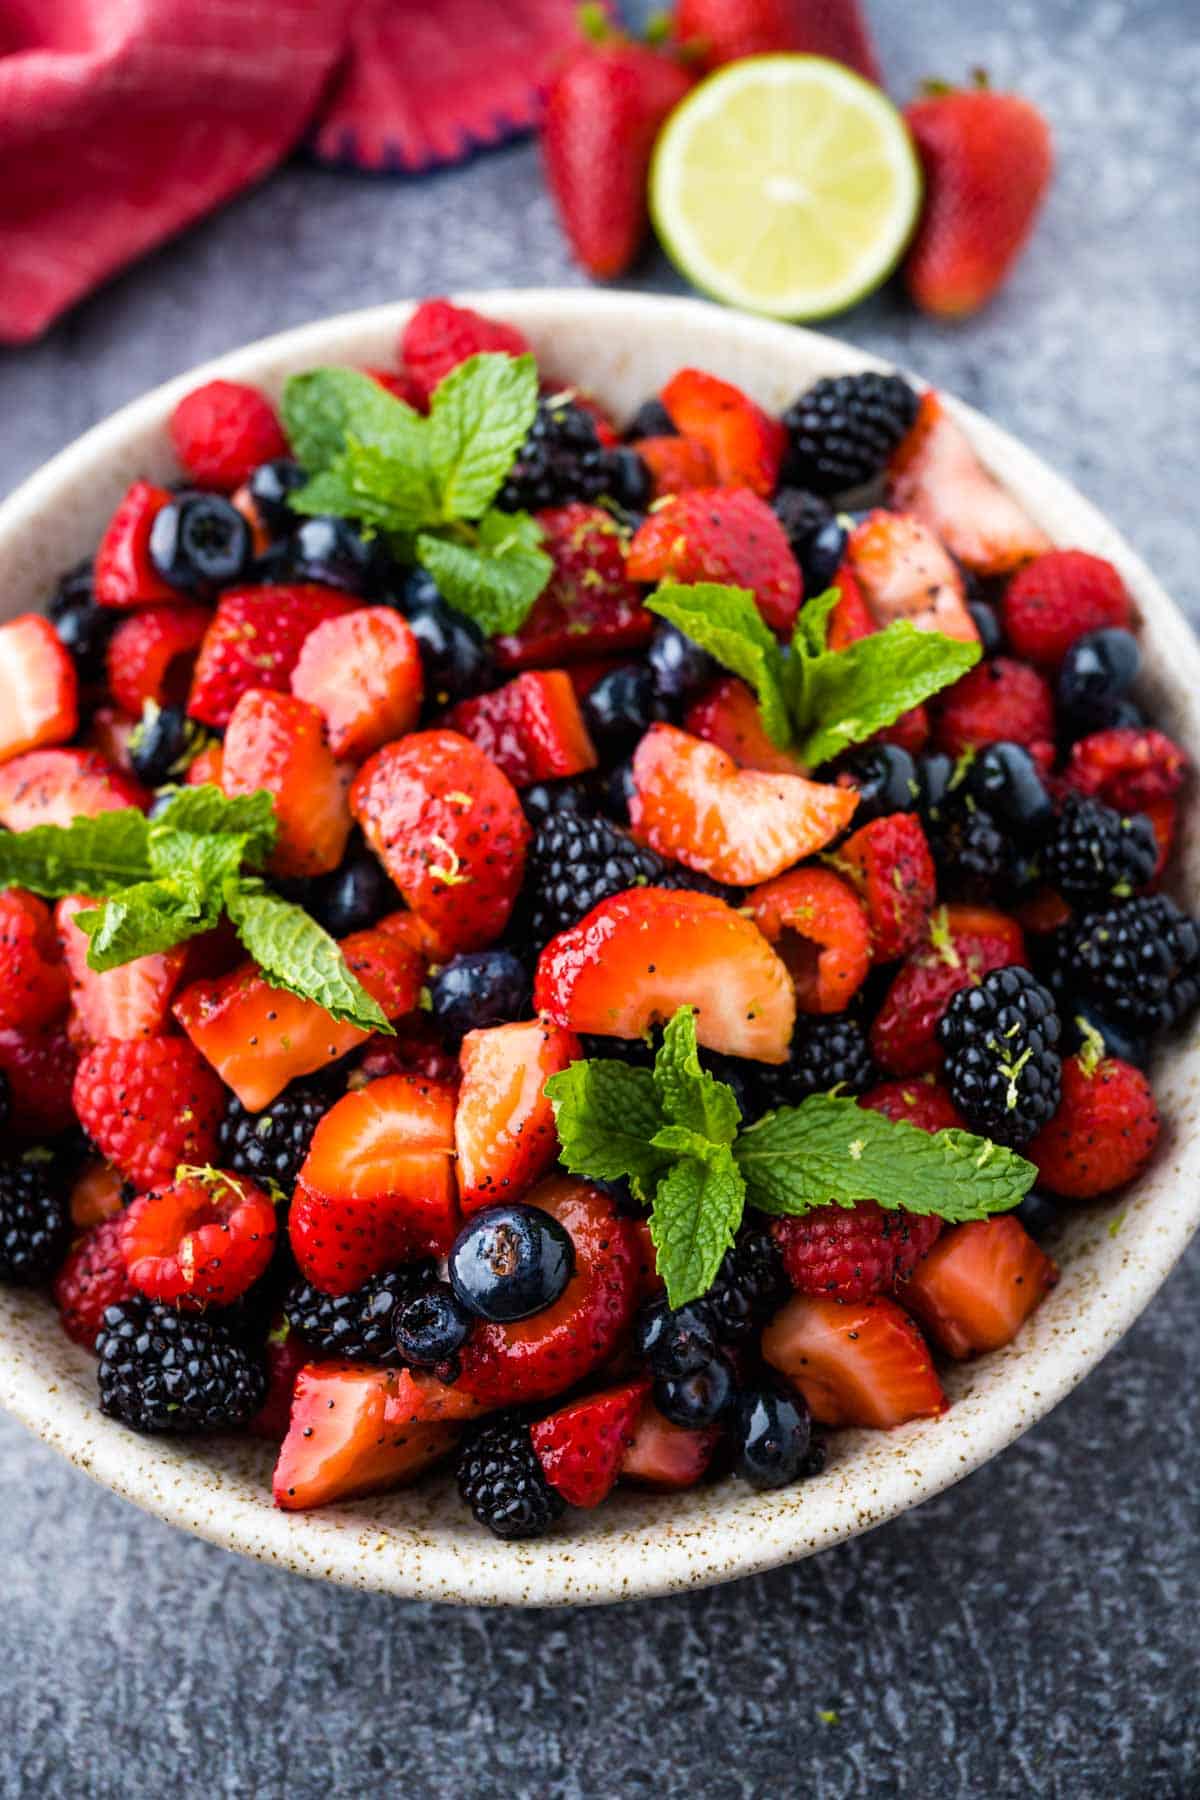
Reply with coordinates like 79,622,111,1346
290,606,423,762
273,1364,461,1510
384,1366,487,1428
888,390,1051,576
445,671,598,789
187,585,355,729
636,434,716,498
291,1075,459,1294
630,723,856,885
494,503,652,669
105,603,211,719
93,481,180,608
859,1076,966,1133
869,904,1028,1075
69,1159,128,1228
0,1021,77,1137
845,509,977,641
455,1176,639,1408
762,1294,948,1428
684,676,808,776
0,748,146,830
535,886,795,1062
0,889,69,1031
900,1215,1058,1358
84,707,138,773
248,1325,310,1440
660,368,785,497
173,924,424,1110
455,1019,579,1210
826,565,929,750
56,895,185,1046
350,729,529,953
747,866,871,1014
0,614,78,764
53,1216,135,1349
1028,1054,1159,1199
837,813,936,963
186,741,224,788
121,1169,277,1308
222,689,352,878
530,1378,650,1508
619,1398,720,1489
626,488,801,634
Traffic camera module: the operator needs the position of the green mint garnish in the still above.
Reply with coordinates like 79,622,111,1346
415,509,552,637
546,1005,1036,1308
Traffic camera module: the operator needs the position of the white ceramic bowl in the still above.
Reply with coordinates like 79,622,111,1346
1,292,1197,1607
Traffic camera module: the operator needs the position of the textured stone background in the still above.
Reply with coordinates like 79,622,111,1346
0,2,1197,1795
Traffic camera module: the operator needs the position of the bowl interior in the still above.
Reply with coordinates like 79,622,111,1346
1,290,1197,1607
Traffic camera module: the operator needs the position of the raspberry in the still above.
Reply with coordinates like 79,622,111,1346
399,298,531,408
1046,895,1200,1038
1040,794,1158,907
456,1412,566,1539
218,1083,330,1192
938,966,1062,1148
1028,1050,1159,1199
72,1036,226,1191
934,658,1055,758
0,1151,72,1282
860,1077,965,1133
525,810,725,946
1001,550,1131,669
703,1224,787,1341
283,1264,433,1365
1063,727,1187,815
96,1298,266,1434
169,381,288,492
120,1170,278,1308
496,395,608,512
772,1202,942,1300
0,1022,77,1137
0,889,69,1032
781,372,920,494
53,1216,135,1347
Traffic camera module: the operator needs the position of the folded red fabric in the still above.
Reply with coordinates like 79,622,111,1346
0,0,581,343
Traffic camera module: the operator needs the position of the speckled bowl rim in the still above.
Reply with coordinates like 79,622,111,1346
1,291,1197,1607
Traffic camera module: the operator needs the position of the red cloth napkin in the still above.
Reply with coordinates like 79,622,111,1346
0,0,582,344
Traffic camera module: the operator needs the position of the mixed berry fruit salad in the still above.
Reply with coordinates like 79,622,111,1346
0,297,1195,1542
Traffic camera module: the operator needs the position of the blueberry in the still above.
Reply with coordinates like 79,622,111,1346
148,494,252,590
731,1384,812,1489
1064,1007,1149,1069
647,624,717,704
624,397,675,441
393,1282,473,1366
602,757,636,824
306,834,399,937
633,1296,718,1377
128,704,202,787
965,742,1054,842
47,563,113,683
1057,628,1141,736
833,743,917,823
800,517,848,594
1013,1190,1060,1239
600,447,652,512
915,751,956,825
582,665,665,754
247,458,307,534
655,1352,735,1427
289,515,388,594
429,950,530,1044
449,1203,575,1323
401,572,494,704
967,599,1004,655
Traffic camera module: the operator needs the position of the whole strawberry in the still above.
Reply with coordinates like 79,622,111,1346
673,0,879,80
904,75,1054,317
542,12,694,279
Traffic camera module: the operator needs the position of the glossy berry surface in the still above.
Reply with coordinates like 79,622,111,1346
967,598,1004,655
148,494,252,590
800,516,848,594
96,1298,266,1434
284,1266,430,1366
582,664,665,753
449,1202,576,1323
634,1296,719,1377
655,1351,735,1426
1057,628,1140,735
647,623,717,703
218,1082,330,1192
731,1385,813,1489
938,966,1062,1148
289,514,388,593
127,703,201,787
0,1153,72,1283
1041,795,1158,907
428,950,531,1045
247,458,307,534
393,1281,474,1367
47,563,114,683
305,836,399,938
456,1413,566,1540
965,741,1053,842
835,743,918,824
401,571,493,703
704,1226,788,1342
781,371,920,494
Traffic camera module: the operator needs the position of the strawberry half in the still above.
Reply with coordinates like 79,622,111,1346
747,866,871,1014
494,503,652,670
0,889,69,1032
0,748,146,830
660,369,785,497
637,435,717,499
619,1397,720,1490
900,1216,1058,1358
530,1378,650,1508
845,508,978,641
221,689,352,879
187,585,355,729
291,1074,459,1294
290,606,424,762
92,481,180,609
445,671,598,788
762,1294,948,1428
627,488,802,634
121,1169,277,1308
273,1363,464,1510
837,813,937,963
56,895,186,1046
870,904,1028,1076
630,722,857,885
534,886,795,1063
0,614,79,764
684,676,808,777
455,1019,581,1211
105,604,211,720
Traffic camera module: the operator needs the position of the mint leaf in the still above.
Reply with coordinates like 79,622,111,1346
791,587,841,660
0,809,152,898
795,623,981,767
151,786,277,867
544,1058,668,1199
416,509,551,636
735,1093,1036,1220
329,438,441,534
280,367,426,475
428,353,539,522
646,584,791,749
224,887,392,1033
77,878,216,969
653,1006,740,1145
649,1148,746,1309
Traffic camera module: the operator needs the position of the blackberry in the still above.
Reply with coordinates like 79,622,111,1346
771,486,833,561
96,1299,266,1433
938,966,1062,1148
930,800,1014,903
520,777,598,828
525,811,725,944
456,1413,566,1539
1046,895,1200,1038
47,561,114,684
781,372,920,495
752,1017,875,1113
1040,795,1158,907
218,1082,330,1192
497,394,607,511
284,1264,431,1364
0,1152,71,1283
704,1224,788,1341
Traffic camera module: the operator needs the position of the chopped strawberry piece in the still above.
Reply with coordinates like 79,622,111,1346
222,689,352,878
121,1170,277,1308
747,866,871,1014
826,563,875,649
1001,550,1132,669
186,741,224,788
620,1398,720,1489
445,670,598,788
0,890,69,1031
385,1367,487,1428
636,434,716,498
173,924,424,1111
762,1294,948,1428
535,887,795,1063
530,1378,650,1508
93,481,180,608
630,723,857,885
72,1035,226,1192
1062,726,1187,815
273,1364,461,1510
53,1217,135,1349
0,748,146,831
350,729,530,953
455,1019,581,1210
248,1325,310,1440
291,1075,459,1294
836,813,937,963
901,1216,1057,1358
0,614,78,763
772,1202,943,1300
56,895,185,1046
1028,1053,1159,1199
629,1216,662,1301
860,1076,966,1133
169,380,288,491
290,606,423,761
84,707,138,773
684,676,808,776
627,488,801,634
399,298,531,408
494,503,652,669
660,368,785,497
455,1176,639,1408
933,656,1055,758
0,1021,77,1137
845,508,977,641
888,391,1051,574
869,904,1028,1075
187,585,355,729
105,603,211,719
69,1159,128,1228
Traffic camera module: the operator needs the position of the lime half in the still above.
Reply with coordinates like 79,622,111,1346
650,55,922,321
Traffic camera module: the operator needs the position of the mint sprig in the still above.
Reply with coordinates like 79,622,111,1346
646,581,981,767
546,1006,1036,1308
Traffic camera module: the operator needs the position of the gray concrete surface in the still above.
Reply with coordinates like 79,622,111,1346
0,1,1197,1794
